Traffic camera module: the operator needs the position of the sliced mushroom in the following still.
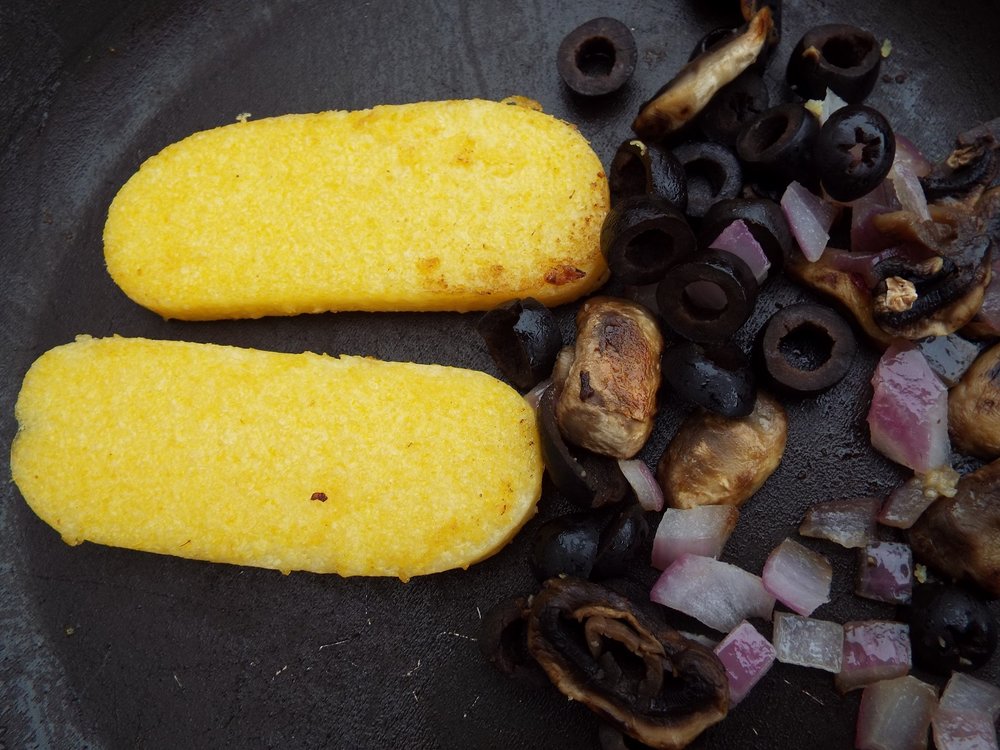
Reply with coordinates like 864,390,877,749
632,7,773,141
657,391,787,509
555,297,664,459
949,342,1000,459
527,576,729,749
909,459,1000,597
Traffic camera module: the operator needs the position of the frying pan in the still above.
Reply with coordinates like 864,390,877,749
2,1,999,747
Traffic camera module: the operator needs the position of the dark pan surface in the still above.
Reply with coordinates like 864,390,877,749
2,1,999,748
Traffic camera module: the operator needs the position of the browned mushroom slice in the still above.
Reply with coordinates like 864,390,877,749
555,297,664,459
632,7,773,141
949,342,1000,459
657,391,787,509
909,459,1000,597
527,577,729,749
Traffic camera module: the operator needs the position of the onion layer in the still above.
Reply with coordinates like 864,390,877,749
713,621,775,705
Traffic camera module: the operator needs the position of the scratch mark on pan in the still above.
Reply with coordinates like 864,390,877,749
437,631,477,641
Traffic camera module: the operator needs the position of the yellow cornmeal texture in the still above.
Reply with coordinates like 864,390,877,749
11,336,543,579
104,99,610,320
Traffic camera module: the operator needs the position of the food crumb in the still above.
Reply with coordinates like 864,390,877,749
236,112,252,123
64,626,75,636
881,39,892,57
915,563,928,583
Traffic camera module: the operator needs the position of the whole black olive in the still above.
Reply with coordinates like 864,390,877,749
657,250,758,342
699,70,770,148
591,504,649,579
600,195,697,285
557,18,637,97
608,139,688,211
476,298,561,391
529,511,605,582
758,303,856,394
814,105,896,202
537,386,630,508
662,341,756,417
736,103,819,190
786,24,882,103
671,141,743,219
700,197,794,271
907,584,998,674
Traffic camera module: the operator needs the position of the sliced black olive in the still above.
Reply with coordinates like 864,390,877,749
671,141,743,218
538,386,630,508
786,24,882,103
907,584,998,674
529,511,605,582
663,341,756,417
600,195,697,285
557,18,637,97
922,142,997,201
815,104,896,202
476,298,561,391
700,197,794,270
736,103,819,190
527,577,729,748
698,69,770,148
758,303,856,394
479,595,546,683
657,250,758,342
592,504,649,579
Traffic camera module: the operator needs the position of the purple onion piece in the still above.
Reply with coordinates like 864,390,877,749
867,343,950,474
651,505,739,570
650,554,775,633
762,539,832,616
713,621,775,706
857,541,913,604
888,156,930,220
894,134,933,178
781,180,838,262
932,710,999,750
850,179,900,254
878,476,938,529
856,675,938,750
800,496,880,548
772,612,844,673
835,620,912,693
939,673,1000,721
708,219,772,283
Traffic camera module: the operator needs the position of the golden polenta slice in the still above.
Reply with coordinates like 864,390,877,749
10,336,542,579
104,98,610,320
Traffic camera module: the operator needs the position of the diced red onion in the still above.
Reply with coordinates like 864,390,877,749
708,219,772,283
867,343,951,474
781,181,839,262
762,539,832,616
857,541,913,604
800,496,880,548
850,180,900,254
856,675,938,750
651,505,739,570
933,675,1000,750
650,554,775,633
888,155,930,220
933,709,999,750
895,133,933,178
772,612,844,673
835,620,912,693
523,379,551,410
939,673,1000,721
617,458,664,512
714,621,776,706
878,476,940,529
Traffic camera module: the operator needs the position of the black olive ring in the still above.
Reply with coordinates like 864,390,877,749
671,141,743,219
786,23,882,103
758,302,857,394
737,103,819,189
556,18,637,97
600,195,697,285
656,250,758,342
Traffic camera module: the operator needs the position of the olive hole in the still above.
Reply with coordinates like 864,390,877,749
821,35,872,69
684,158,727,195
779,322,833,371
576,37,617,77
682,281,728,319
625,229,669,268
747,114,789,154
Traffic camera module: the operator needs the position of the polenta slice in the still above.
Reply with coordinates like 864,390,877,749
10,336,542,579
104,98,610,320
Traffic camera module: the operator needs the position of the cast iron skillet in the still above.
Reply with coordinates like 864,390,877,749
2,1,999,748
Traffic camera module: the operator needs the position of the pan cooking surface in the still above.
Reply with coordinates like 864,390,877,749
2,1,999,747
